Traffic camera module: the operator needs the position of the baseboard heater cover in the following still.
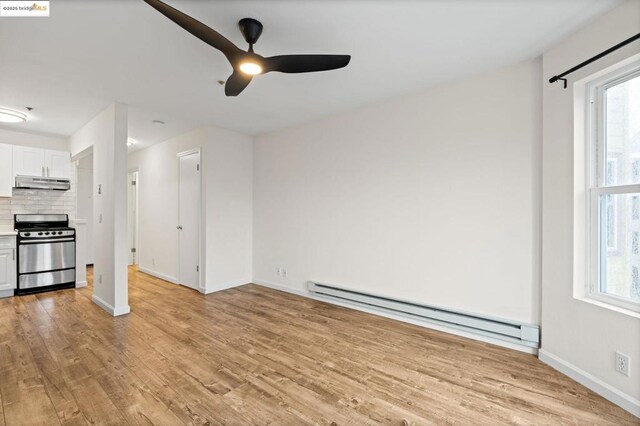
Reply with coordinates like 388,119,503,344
308,281,540,348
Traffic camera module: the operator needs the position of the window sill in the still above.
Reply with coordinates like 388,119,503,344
575,295,640,319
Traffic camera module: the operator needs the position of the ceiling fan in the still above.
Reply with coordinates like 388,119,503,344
144,0,351,96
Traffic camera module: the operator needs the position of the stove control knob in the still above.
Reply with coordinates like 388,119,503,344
44,231,50,235
38,232,43,236
58,231,63,235
24,232,31,237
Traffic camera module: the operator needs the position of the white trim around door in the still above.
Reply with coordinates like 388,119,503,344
177,148,202,291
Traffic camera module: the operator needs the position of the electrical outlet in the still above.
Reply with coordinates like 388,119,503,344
98,274,102,284
152,258,156,266
615,352,630,376
276,267,281,276
282,268,287,278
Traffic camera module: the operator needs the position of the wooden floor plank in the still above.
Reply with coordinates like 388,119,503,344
0,266,637,425
0,297,62,426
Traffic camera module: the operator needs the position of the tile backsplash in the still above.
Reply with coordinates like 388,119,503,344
0,171,76,228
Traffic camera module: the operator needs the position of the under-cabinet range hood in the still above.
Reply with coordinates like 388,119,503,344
14,175,71,191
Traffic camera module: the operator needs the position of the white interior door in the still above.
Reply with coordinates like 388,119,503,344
178,152,200,290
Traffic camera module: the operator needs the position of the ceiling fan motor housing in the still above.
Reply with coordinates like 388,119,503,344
239,18,263,45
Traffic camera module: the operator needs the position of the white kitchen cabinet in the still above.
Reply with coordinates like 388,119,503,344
13,145,45,177
13,146,71,179
45,150,71,178
0,237,16,294
0,144,12,197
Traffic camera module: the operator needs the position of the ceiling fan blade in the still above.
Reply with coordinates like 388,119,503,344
225,71,252,96
263,54,351,74
144,0,242,62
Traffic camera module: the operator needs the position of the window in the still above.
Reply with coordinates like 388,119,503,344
633,158,640,181
587,66,640,313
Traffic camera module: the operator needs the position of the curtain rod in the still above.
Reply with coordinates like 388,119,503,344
548,32,640,88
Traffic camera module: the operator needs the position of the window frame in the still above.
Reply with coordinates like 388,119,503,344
586,65,640,313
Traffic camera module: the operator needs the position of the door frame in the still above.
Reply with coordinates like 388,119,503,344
127,170,140,266
176,148,202,291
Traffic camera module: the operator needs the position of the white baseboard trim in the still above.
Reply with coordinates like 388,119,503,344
253,279,537,355
202,278,252,295
113,304,131,316
75,280,87,288
138,266,178,284
0,289,14,299
539,349,640,417
92,294,131,317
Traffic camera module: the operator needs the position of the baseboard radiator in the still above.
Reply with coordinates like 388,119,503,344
308,281,540,349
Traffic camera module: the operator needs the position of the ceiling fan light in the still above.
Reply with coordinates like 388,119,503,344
0,108,27,123
239,62,262,75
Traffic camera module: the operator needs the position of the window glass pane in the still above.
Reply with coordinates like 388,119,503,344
605,74,640,186
600,192,640,301
605,194,617,249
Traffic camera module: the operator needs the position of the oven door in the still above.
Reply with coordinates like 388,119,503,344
19,239,76,274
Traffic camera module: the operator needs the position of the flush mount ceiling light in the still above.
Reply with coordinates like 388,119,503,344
127,138,136,147
0,108,27,123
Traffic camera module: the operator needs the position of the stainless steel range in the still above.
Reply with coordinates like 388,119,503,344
14,214,76,295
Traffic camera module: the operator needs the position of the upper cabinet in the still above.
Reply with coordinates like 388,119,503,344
13,146,71,179
0,144,12,197
45,150,71,178
12,146,45,177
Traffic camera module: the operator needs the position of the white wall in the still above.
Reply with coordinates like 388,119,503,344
540,0,640,414
202,127,253,290
253,59,542,325
127,126,253,292
0,127,68,151
69,104,129,316
68,120,94,158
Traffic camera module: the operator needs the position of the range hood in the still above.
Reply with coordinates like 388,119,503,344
15,175,71,191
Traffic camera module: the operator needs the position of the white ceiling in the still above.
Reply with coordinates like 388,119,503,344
0,0,621,148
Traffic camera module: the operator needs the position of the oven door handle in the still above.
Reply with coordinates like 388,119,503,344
20,238,75,244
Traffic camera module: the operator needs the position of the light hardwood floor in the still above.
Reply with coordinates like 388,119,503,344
0,267,637,425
